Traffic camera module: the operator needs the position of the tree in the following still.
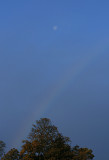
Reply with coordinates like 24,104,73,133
2,117,94,160
20,118,72,159
45,133,72,160
1,148,20,160
72,145,94,160
0,140,5,158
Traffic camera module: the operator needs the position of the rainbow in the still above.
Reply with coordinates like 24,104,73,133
12,42,106,149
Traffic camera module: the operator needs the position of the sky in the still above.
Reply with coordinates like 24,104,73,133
0,1,109,159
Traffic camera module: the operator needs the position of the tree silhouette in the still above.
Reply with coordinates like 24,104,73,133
0,140,5,158
20,118,72,159
1,118,95,160
72,145,94,160
1,148,19,160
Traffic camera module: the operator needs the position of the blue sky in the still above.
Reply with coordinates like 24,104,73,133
0,1,109,159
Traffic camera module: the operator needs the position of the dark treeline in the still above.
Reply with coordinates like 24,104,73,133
0,118,94,160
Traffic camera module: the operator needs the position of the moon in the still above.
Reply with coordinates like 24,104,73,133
53,25,58,31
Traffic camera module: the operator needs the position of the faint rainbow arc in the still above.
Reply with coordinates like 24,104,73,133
12,42,107,148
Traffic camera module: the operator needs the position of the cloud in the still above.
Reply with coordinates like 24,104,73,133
53,25,58,31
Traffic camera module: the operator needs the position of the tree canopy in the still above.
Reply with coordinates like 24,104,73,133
0,140,5,158
1,148,19,160
1,118,94,160
20,118,72,159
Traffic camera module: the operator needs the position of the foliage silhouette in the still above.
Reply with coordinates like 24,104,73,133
1,118,94,160
0,141,5,158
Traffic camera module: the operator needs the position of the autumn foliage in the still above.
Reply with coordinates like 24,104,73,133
1,118,94,160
